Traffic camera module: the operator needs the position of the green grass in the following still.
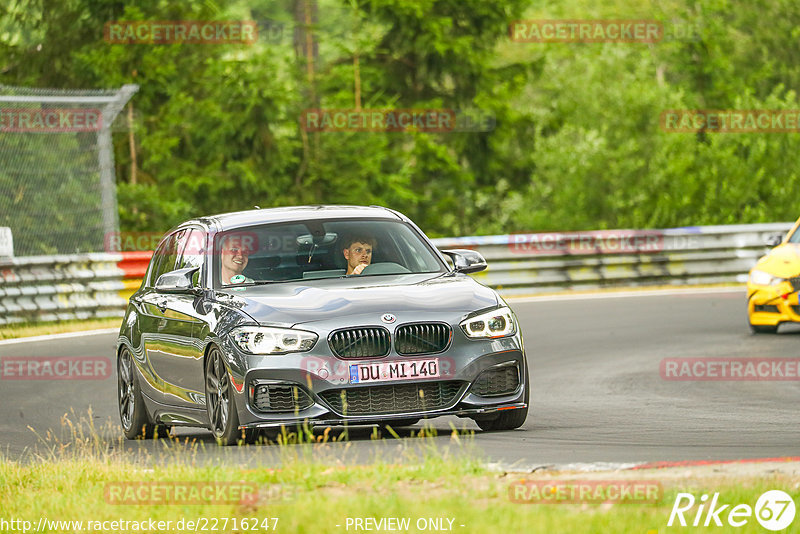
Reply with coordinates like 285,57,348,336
3,412,798,533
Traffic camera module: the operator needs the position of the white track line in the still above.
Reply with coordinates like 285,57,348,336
506,286,744,303
0,328,119,346
0,287,745,344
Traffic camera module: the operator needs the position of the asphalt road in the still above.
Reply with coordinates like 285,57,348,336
3,288,800,468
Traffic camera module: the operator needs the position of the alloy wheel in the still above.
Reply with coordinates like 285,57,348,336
206,347,230,437
118,349,135,430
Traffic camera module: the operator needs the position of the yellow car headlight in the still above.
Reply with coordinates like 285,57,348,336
749,269,784,286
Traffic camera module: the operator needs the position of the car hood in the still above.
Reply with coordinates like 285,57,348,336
754,243,800,278
216,273,499,326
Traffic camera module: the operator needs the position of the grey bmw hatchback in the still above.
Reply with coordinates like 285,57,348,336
116,206,529,444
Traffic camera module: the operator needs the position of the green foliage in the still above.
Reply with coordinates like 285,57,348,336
1,0,800,240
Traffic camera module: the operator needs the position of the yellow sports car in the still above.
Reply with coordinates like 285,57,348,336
747,219,800,333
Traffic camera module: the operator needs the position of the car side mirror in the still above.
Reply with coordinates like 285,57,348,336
441,249,487,274
155,267,200,294
765,234,783,248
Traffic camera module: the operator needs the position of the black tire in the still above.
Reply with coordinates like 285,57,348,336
118,348,169,439
750,322,778,334
205,346,254,446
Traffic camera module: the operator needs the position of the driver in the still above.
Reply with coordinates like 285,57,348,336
342,234,376,275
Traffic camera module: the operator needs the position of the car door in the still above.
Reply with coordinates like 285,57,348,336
155,227,211,410
135,230,183,405
142,227,210,411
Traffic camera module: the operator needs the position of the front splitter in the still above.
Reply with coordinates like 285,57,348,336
239,402,528,429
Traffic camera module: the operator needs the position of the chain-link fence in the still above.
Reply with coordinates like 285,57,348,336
0,84,137,256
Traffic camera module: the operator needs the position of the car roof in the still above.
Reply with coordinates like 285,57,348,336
192,205,403,231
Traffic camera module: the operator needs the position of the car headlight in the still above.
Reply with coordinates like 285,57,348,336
749,269,784,286
230,326,317,355
460,306,516,339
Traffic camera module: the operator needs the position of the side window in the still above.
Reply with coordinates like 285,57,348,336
148,231,183,287
177,228,206,286
146,238,169,288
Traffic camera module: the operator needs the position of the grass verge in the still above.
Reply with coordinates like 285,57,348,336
2,457,798,533
0,317,121,340
3,412,799,534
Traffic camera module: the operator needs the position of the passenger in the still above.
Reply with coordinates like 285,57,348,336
220,234,254,284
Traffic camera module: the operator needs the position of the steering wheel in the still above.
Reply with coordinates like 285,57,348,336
359,262,411,275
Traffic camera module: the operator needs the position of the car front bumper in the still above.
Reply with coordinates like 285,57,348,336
222,329,529,428
747,281,800,326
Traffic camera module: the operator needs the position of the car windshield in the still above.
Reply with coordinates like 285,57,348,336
215,219,445,287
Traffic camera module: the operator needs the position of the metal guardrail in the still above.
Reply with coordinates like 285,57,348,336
0,223,793,325
432,223,794,295
0,254,132,326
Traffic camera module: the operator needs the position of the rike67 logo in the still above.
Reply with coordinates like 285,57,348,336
668,490,795,531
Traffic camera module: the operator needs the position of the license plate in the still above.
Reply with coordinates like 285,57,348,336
349,359,439,384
